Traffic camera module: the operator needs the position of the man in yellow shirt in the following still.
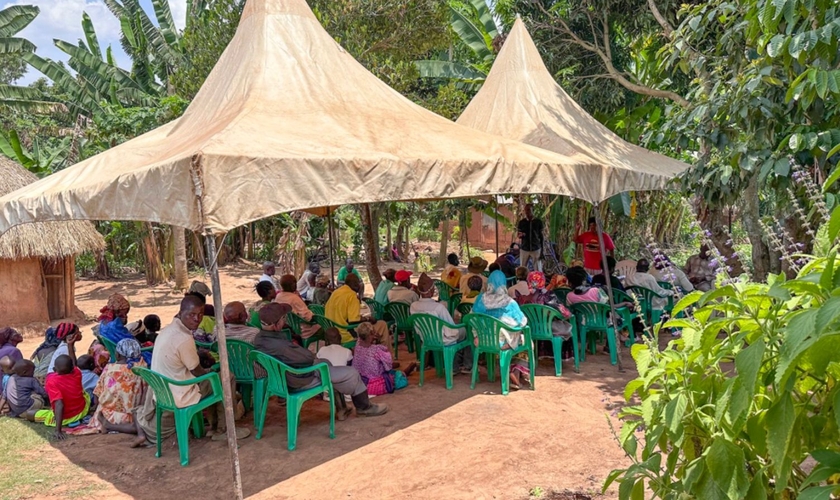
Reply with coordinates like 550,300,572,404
325,274,392,351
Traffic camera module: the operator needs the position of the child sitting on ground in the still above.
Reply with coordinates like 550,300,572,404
5,359,48,420
0,356,14,414
36,355,91,440
77,355,99,400
316,328,353,367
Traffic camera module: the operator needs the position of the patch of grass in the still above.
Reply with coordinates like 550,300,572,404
0,418,102,500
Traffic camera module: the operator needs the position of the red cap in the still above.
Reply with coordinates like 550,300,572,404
395,270,413,282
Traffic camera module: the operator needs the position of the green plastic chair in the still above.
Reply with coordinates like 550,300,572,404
626,285,673,326
569,302,618,366
463,313,535,395
410,314,471,389
312,314,359,349
611,289,642,346
222,339,255,412
248,350,335,451
520,304,578,375
385,302,415,358
308,304,325,317
456,302,473,317
506,276,517,287
100,337,153,363
131,367,223,466
362,298,386,322
553,287,572,305
657,281,674,291
433,280,456,303
286,312,323,350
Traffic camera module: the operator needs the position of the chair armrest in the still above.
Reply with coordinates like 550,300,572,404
166,371,220,387
282,363,328,377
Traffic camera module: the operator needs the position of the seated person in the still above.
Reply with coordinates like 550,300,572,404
194,304,217,343
312,274,333,305
459,257,488,296
297,262,321,301
494,255,516,278
76,355,99,400
249,281,278,328
508,267,531,299
566,266,608,306
0,327,23,363
337,259,364,296
259,261,278,290
4,360,47,420
48,323,82,374
36,355,91,440
91,339,148,447
374,269,396,305
546,272,570,291
223,302,260,344
353,323,415,396
135,314,161,346
387,270,419,305
316,329,353,367
31,327,61,384
442,253,462,289
0,356,13,413
591,256,625,292
325,274,391,348
651,254,694,293
410,273,472,374
254,304,387,419
275,274,322,340
625,258,674,311
685,244,715,292
461,275,484,305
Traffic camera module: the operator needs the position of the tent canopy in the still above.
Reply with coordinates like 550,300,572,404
456,18,690,198
0,0,615,238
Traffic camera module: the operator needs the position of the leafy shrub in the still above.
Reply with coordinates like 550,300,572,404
606,252,840,499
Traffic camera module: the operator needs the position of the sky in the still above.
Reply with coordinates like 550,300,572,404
2,0,188,84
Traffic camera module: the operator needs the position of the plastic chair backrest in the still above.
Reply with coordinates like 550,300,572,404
612,289,635,305
308,304,325,316
131,366,180,411
569,302,611,329
657,281,674,290
626,285,666,301
464,313,526,352
312,314,338,331
434,280,454,302
100,337,118,361
225,339,255,382
507,276,517,286
385,302,412,331
285,312,306,335
615,260,637,282
363,298,385,321
411,313,460,349
456,302,473,316
553,287,572,305
520,304,562,340
248,350,290,398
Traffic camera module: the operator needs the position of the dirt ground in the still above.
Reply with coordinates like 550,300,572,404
12,260,636,500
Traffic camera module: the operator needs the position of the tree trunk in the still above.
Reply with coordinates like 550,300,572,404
173,226,189,290
697,202,745,276
360,203,382,291
438,217,451,267
740,176,770,280
94,248,110,279
396,221,407,261
141,222,166,285
385,204,392,260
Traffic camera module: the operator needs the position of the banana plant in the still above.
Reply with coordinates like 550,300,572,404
0,5,38,54
415,0,501,89
0,129,71,176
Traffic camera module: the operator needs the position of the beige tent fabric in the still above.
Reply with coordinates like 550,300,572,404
0,0,611,237
457,18,690,200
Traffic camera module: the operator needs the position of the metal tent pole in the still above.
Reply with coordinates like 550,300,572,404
204,232,244,500
593,205,624,372
327,206,335,285
495,197,500,258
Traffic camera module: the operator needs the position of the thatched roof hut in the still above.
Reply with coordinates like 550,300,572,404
0,157,104,326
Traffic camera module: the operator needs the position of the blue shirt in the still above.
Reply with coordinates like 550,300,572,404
100,320,152,364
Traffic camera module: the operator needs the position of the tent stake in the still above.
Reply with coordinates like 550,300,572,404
593,206,624,372
204,232,245,500
327,206,335,285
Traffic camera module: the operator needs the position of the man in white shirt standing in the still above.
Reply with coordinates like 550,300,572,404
387,270,420,305
410,273,472,374
259,261,279,290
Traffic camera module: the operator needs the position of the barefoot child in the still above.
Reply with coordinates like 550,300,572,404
5,360,47,420
36,354,91,440
91,338,147,447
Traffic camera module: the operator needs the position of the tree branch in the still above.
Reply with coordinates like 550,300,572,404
647,0,674,37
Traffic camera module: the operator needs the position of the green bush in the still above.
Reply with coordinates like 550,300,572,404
606,252,840,499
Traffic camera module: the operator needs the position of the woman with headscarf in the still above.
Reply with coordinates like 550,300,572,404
351,323,415,397
47,323,82,374
472,270,531,390
97,293,152,365
0,327,24,363
520,271,575,360
31,327,61,383
91,338,148,446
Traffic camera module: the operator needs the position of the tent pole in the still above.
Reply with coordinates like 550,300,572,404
327,207,335,285
204,232,244,500
593,205,624,372
495,197,500,258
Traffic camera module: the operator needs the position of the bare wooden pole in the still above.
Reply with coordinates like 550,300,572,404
327,206,335,285
593,205,624,372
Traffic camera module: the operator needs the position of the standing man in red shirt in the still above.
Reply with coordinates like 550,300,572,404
575,217,615,276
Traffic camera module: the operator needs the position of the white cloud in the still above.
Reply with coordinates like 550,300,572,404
169,0,186,29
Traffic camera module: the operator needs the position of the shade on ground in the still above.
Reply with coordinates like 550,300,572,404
457,18,691,200
0,0,611,237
